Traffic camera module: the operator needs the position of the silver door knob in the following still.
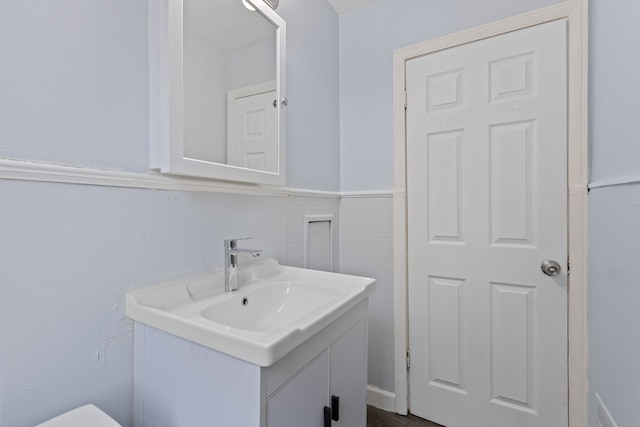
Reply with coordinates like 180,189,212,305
541,259,561,276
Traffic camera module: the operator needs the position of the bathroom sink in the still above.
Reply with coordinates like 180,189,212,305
126,259,375,366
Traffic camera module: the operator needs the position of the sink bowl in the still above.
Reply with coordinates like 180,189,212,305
126,259,375,366
201,281,344,332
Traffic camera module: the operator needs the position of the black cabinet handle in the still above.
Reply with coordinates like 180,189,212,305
331,395,340,421
324,406,331,427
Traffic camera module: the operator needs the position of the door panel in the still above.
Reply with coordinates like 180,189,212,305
428,277,465,391
490,282,536,412
330,320,367,426
489,120,535,245
406,20,567,427
266,351,328,427
426,131,465,243
227,89,277,172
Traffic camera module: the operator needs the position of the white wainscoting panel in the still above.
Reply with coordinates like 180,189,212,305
340,194,395,397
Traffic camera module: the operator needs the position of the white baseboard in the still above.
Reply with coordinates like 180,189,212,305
366,385,396,412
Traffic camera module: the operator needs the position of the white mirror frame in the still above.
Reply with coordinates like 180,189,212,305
149,0,286,185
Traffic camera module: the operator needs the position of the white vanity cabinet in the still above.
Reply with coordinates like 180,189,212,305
133,301,368,427
266,319,367,426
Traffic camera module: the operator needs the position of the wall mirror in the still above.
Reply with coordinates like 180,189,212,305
149,0,286,185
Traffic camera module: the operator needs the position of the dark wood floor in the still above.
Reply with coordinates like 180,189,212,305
367,406,444,427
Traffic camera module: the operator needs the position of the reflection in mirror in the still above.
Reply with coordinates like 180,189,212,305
183,0,278,173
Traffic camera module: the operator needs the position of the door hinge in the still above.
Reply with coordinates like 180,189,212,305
403,90,408,109
567,258,571,276
406,348,410,369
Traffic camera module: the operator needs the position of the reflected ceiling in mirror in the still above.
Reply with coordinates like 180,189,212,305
183,0,279,173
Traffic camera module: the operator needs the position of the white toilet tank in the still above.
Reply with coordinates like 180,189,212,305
35,404,121,427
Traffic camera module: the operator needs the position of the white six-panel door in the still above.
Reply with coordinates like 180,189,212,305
406,20,568,427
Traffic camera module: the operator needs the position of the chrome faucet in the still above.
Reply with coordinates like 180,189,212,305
224,238,263,292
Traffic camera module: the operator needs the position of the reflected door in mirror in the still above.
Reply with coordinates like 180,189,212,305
228,82,277,172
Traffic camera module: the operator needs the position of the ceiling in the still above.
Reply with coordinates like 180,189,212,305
185,0,377,51
326,0,376,15
185,0,276,50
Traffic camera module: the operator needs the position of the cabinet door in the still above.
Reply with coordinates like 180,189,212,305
267,351,329,427
330,320,367,426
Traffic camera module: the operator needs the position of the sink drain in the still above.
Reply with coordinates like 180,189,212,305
241,297,249,306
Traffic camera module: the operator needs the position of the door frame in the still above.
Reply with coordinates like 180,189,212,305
392,2,588,426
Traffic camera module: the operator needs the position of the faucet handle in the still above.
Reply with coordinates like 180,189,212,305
224,237,253,249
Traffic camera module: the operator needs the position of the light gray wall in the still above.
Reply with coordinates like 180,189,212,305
0,0,341,425
0,0,149,172
338,0,563,192
587,1,640,425
589,0,640,186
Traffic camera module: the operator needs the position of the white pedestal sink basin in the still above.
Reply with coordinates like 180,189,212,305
126,259,375,366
